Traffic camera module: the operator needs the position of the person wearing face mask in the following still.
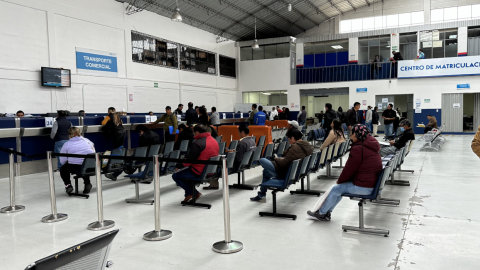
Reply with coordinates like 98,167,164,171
379,119,415,157
307,124,382,221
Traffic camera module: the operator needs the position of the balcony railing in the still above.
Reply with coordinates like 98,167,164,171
296,62,397,84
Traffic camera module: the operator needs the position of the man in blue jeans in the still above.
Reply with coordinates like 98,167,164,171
382,104,396,138
250,128,313,202
50,110,72,170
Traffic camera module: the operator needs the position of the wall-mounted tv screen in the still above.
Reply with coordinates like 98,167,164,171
41,67,71,87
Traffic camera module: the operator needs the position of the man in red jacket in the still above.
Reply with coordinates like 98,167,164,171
307,124,382,221
172,124,219,202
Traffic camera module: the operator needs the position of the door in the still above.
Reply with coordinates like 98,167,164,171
441,93,463,132
375,95,396,132
468,37,480,56
474,93,480,130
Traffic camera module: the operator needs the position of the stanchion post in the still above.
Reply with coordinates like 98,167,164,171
41,151,68,222
87,153,115,231
1,149,25,213
143,155,172,241
212,156,243,254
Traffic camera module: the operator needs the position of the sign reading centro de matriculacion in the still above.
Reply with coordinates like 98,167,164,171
398,55,480,79
76,48,118,77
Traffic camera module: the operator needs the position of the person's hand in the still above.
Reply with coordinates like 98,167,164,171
389,140,394,146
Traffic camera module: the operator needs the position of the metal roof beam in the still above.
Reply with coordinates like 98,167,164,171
147,1,240,40
299,0,329,21
326,0,344,15
345,0,357,11
219,0,292,38
246,0,307,32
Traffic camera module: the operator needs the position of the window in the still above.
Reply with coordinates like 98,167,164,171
340,12,424,33
420,29,457,58
219,55,236,78
240,43,291,61
303,40,348,67
180,45,216,74
431,4,480,23
358,35,390,64
243,91,287,105
400,32,418,60
131,31,178,68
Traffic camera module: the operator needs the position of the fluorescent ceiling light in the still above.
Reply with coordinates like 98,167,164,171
263,93,271,95
449,35,457,38
331,45,343,49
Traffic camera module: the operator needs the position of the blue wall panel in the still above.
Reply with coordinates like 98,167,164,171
326,53,337,66
304,55,314,68
314,54,325,67
337,51,349,65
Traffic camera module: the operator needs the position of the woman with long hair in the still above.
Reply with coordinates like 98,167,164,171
320,119,346,150
198,106,209,126
101,107,126,149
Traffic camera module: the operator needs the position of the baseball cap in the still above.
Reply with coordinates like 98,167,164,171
287,120,300,130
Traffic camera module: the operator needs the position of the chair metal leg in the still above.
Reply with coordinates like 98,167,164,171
181,185,211,209
290,175,322,196
259,191,296,220
332,157,344,169
317,164,339,179
342,200,389,237
397,164,415,174
386,173,410,186
68,177,89,199
230,171,256,190
125,181,154,204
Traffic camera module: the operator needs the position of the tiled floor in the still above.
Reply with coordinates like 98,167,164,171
1,135,478,269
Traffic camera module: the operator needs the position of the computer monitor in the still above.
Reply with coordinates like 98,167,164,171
25,229,119,270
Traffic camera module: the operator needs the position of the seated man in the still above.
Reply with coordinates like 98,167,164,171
172,124,219,202
254,106,266,126
424,115,438,134
380,119,415,157
307,124,382,221
174,124,194,150
59,127,96,195
135,124,160,147
250,128,313,203
204,125,256,190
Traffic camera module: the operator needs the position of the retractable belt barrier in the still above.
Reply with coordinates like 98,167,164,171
0,148,25,213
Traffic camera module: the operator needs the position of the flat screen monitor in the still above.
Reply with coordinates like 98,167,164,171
41,67,71,87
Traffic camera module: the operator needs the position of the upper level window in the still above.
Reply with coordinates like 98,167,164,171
420,29,458,58
303,40,348,67
340,12,424,33
240,43,291,61
180,46,216,75
132,31,178,68
219,55,236,78
431,4,480,23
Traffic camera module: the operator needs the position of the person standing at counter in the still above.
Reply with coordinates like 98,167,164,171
254,106,267,126
16,110,24,118
152,106,178,143
210,107,220,126
185,102,197,125
50,110,72,170
101,107,126,149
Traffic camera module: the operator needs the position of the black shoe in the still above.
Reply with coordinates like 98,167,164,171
83,183,92,194
104,173,117,181
307,210,329,221
65,185,73,194
326,211,332,221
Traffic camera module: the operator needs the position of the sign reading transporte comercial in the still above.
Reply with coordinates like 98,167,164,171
398,55,480,79
76,48,118,77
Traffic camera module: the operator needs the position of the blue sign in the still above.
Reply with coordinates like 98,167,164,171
356,88,367,93
457,83,470,89
76,48,118,76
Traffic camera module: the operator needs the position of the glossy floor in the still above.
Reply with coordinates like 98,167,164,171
1,135,478,270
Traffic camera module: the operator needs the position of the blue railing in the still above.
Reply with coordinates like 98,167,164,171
296,62,397,84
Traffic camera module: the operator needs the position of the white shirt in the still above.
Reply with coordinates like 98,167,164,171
269,110,278,121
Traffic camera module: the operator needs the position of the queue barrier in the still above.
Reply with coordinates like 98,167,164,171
0,148,25,213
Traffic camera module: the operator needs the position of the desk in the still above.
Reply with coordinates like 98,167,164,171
217,125,240,148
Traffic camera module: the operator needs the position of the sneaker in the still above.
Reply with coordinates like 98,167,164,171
203,185,219,190
183,195,193,202
326,211,332,221
306,210,329,221
65,185,73,194
83,183,92,194
374,135,379,137
104,173,117,181
250,196,266,203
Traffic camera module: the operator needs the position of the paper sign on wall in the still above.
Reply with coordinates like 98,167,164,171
76,48,118,77
45,117,55,127
415,109,422,113
362,100,367,106
453,103,461,108
378,104,383,110
223,113,226,119
424,99,431,103
129,94,133,101
382,98,388,103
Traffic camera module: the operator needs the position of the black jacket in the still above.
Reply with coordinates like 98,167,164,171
174,108,183,116
139,130,160,147
52,117,72,142
345,109,359,127
174,127,194,150
185,108,198,125
372,110,379,124
393,52,403,61
233,137,256,171
382,109,396,125
323,109,337,131
394,128,415,149
198,114,209,126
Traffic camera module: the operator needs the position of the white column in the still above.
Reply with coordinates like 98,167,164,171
391,33,400,53
296,42,304,68
458,27,468,56
424,0,431,25
348,37,358,64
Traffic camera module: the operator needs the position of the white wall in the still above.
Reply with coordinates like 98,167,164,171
0,0,238,114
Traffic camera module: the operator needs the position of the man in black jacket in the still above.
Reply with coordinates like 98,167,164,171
382,103,396,138
345,102,361,137
323,103,337,135
185,102,198,125
174,104,183,116
50,110,72,170
380,119,415,157
372,106,380,137
135,124,160,147
174,124,194,150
